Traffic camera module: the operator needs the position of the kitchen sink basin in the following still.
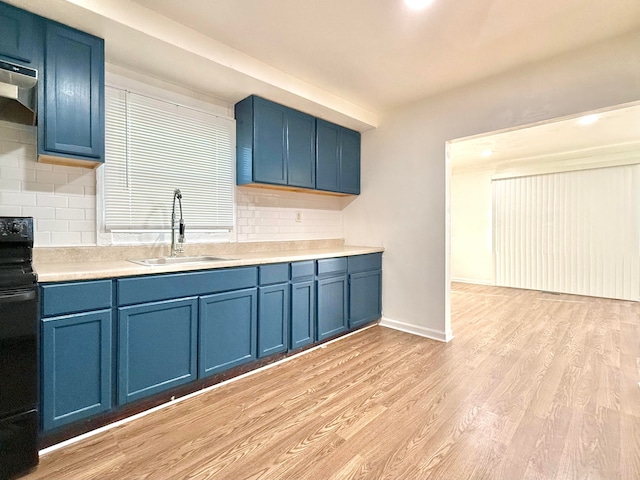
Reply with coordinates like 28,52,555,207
129,255,236,266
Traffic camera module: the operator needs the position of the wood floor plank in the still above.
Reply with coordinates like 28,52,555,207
24,284,640,480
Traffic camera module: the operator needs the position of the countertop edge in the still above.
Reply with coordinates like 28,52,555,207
35,246,384,283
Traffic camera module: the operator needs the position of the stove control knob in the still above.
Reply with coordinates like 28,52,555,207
11,221,22,234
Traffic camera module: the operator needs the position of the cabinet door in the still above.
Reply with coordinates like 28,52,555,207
118,298,198,404
199,288,257,377
0,3,36,63
286,110,316,189
316,119,341,192
349,270,381,329
317,275,348,340
253,98,286,185
41,22,104,160
258,283,289,358
290,280,315,350
340,128,361,194
41,310,112,430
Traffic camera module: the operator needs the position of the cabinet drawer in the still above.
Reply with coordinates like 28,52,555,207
317,257,347,277
41,280,112,317
291,260,315,281
258,263,289,285
348,253,382,273
117,267,257,306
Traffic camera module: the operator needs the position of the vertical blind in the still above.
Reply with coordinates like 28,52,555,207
493,165,640,301
104,86,235,230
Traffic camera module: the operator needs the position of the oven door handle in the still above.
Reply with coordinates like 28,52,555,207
0,289,37,303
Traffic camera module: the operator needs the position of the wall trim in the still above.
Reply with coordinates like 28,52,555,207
379,316,453,343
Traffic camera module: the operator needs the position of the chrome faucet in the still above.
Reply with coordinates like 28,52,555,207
170,189,185,257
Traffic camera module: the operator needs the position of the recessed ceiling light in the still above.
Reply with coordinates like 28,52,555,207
578,114,600,125
481,150,493,157
404,0,433,10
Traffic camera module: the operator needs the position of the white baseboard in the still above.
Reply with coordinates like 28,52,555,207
379,316,454,342
451,277,494,286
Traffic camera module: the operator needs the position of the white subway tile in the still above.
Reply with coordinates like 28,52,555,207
0,127,20,142
34,231,51,246
68,196,95,209
0,155,20,168
68,173,96,187
55,208,85,220
0,191,36,206
0,206,21,216
84,186,96,196
37,219,68,232
54,184,84,196
0,166,36,181
22,182,55,194
22,206,55,219
81,231,97,244
51,231,82,245
84,208,96,220
0,179,20,191
37,194,68,208
69,220,95,232
37,170,67,185
18,129,36,145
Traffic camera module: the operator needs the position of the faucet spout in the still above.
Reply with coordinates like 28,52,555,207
170,189,185,257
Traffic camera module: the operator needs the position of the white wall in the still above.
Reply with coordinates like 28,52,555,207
450,169,494,284
343,30,640,341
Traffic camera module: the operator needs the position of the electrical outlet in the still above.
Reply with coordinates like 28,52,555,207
295,211,302,223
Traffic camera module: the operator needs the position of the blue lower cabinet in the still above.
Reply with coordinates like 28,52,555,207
41,310,112,431
199,288,258,377
258,283,289,358
118,298,198,404
317,275,348,341
349,270,382,328
290,280,315,350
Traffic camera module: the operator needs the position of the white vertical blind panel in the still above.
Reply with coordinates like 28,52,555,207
104,87,235,230
494,165,640,301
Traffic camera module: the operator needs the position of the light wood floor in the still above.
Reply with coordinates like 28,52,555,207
24,284,640,479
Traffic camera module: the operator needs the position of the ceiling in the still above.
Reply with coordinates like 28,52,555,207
6,0,640,130
129,0,640,113
449,102,640,171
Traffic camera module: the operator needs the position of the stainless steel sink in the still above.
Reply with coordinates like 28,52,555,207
129,255,236,266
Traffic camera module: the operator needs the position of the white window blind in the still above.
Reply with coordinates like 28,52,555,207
104,86,235,230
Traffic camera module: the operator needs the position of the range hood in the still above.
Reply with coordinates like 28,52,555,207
0,60,37,126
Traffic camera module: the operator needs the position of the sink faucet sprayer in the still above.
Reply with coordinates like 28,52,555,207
171,189,185,257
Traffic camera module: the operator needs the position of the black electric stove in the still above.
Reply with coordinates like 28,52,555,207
0,217,39,479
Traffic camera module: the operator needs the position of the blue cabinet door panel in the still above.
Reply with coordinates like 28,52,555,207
42,22,104,160
0,2,36,63
253,98,286,185
259,263,290,286
290,280,315,350
291,260,315,281
317,275,348,340
316,119,340,192
347,253,382,274
340,128,361,194
41,310,112,430
349,270,382,329
118,298,198,404
286,110,316,189
41,279,112,317
199,288,258,377
258,283,289,358
317,257,348,277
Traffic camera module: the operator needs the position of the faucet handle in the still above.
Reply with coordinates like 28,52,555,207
179,220,185,237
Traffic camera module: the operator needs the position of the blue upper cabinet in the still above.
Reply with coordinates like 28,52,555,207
39,21,104,166
316,119,361,195
0,2,39,64
236,95,316,190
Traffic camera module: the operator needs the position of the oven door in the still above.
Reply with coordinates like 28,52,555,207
0,286,38,417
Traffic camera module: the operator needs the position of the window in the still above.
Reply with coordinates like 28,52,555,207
104,86,235,231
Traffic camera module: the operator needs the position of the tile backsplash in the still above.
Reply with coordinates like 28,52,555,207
0,121,96,246
0,120,346,246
